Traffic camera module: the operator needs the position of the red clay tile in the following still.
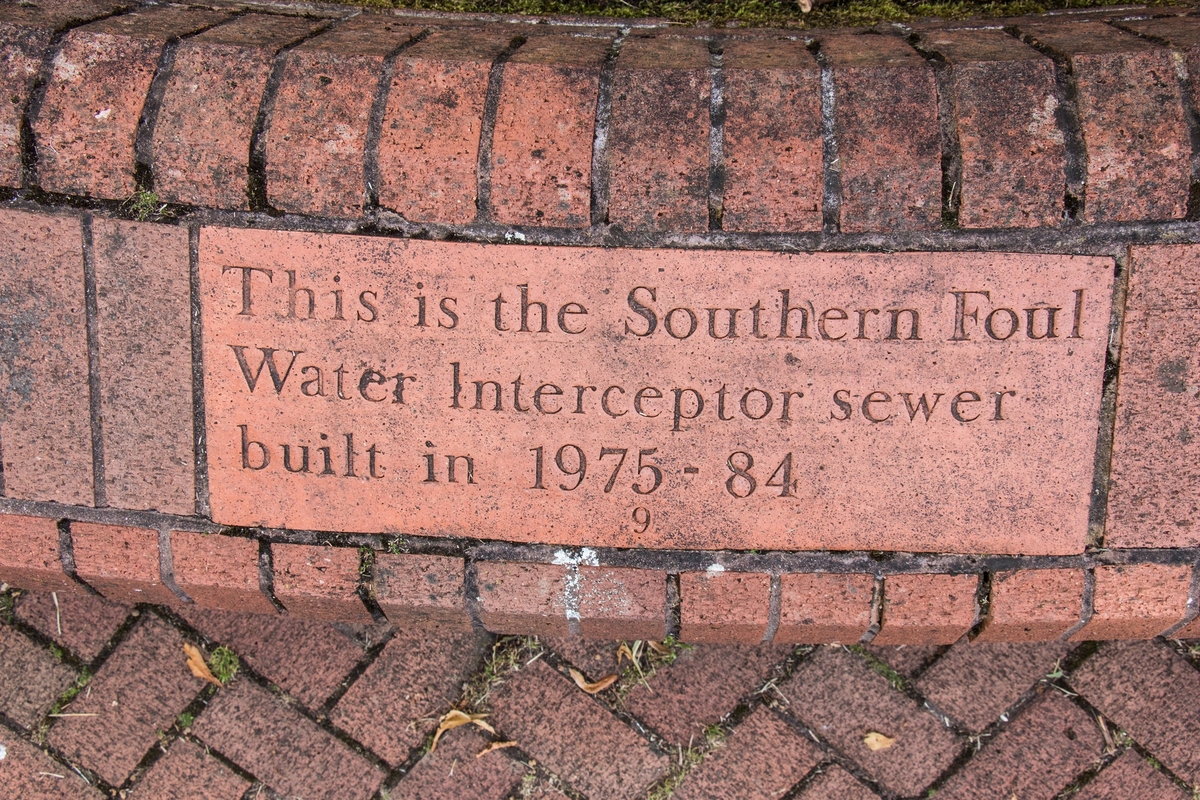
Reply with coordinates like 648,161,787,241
389,725,526,800
127,737,249,800
781,646,961,796
873,574,977,645
71,523,177,606
0,624,76,729
374,552,469,629
48,614,207,786
171,532,275,615
0,733,103,799
607,36,710,231
1076,749,1189,800
795,765,877,799
92,219,195,514
271,543,372,623
193,677,387,800
0,514,75,593
679,571,770,644
490,658,669,799
477,561,569,636
15,589,131,662
0,211,91,505
975,569,1083,642
777,573,874,644
1071,563,1191,640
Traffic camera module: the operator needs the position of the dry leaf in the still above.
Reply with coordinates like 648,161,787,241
183,643,221,687
616,643,634,665
863,731,895,751
476,741,517,758
569,667,618,694
431,709,494,752
646,641,670,656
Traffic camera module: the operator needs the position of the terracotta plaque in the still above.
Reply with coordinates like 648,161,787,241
200,227,1113,555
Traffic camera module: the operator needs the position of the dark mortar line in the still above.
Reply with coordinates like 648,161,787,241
187,223,210,518
462,556,487,633
909,34,963,228
707,39,727,232
589,29,627,226
158,528,192,603
316,623,397,717
0,594,91,671
1122,736,1200,796
80,214,105,509
474,36,528,223
808,39,841,235
859,576,883,642
845,644,970,740
1161,559,1200,637
0,710,117,796
1009,24,1088,223
355,546,389,624
763,572,782,642
665,571,681,639
132,31,186,193
257,538,287,613
0,427,7,497
769,700,891,799
779,761,842,800
362,29,432,212
1088,252,1130,547
56,520,100,596
113,687,220,796
967,571,993,639
1062,567,1097,640
1049,747,1126,799
170,729,266,791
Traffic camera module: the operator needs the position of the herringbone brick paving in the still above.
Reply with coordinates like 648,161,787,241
1,586,1197,800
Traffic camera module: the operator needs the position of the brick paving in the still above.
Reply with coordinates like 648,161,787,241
3,587,1200,799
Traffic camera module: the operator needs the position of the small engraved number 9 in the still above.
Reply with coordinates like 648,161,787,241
632,507,651,534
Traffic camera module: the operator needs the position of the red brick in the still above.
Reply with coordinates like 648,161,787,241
0,624,76,728
49,615,207,786
577,565,666,639
1174,613,1200,638
265,17,423,217
921,29,1064,228
177,605,364,709
390,725,525,800
378,29,511,223
92,218,194,515
33,8,229,199
1071,563,1191,640
193,677,387,800
1108,245,1200,548
1077,749,1190,800
72,523,176,605
795,765,876,799
608,36,710,231
679,571,770,644
780,646,961,796
477,561,569,635
916,640,1068,731
1120,19,1200,155
1070,640,1200,783
152,15,322,210
330,627,486,765
271,543,371,623
15,589,130,663
490,658,669,799
776,573,873,644
623,643,791,745
373,552,469,629
1020,22,1190,223
863,644,943,677
127,737,249,800
0,734,103,799
936,691,1102,799
674,707,820,800
821,34,939,233
545,636,620,677
490,34,608,227
0,514,74,593
975,569,1083,642
722,38,821,233
873,573,977,645
171,532,274,615
0,210,91,505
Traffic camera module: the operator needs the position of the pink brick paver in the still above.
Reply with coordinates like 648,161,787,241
14,589,131,662
126,738,249,800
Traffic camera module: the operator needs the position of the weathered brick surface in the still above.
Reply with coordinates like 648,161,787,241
577,565,666,639
329,628,487,765
152,14,323,210
127,737,249,800
546,636,620,677
1071,563,1191,640
266,17,423,217
0,211,91,505
490,34,608,227
679,571,770,643
0,514,75,593
0,733,103,799
271,543,371,623
916,640,1068,731
373,552,469,629
607,36,710,231
0,624,76,728
193,677,387,800
378,30,512,223
1070,640,1200,783
821,34,939,233
477,561,569,636
921,29,1064,228
674,707,821,800
936,691,1102,799
975,569,1083,642
873,573,977,645
71,523,177,605
48,615,206,786
389,725,525,800
92,219,194,514
15,589,130,663
1120,18,1200,150
171,532,275,615
1019,21,1190,223
490,658,669,799
781,646,961,796
777,573,874,644
1077,749,1190,800
864,644,943,677
795,765,876,799
33,8,229,199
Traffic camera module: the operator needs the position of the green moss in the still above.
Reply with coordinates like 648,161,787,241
847,644,906,691
176,711,196,729
123,190,172,222
209,646,240,684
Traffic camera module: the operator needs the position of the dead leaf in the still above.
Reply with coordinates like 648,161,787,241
476,741,517,758
863,731,895,751
616,643,634,665
646,641,670,656
431,709,495,752
569,667,618,694
183,643,221,687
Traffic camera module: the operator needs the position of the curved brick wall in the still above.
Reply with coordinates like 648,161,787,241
2,0,1200,645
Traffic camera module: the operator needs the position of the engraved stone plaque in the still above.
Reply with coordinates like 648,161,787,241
200,227,1113,555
